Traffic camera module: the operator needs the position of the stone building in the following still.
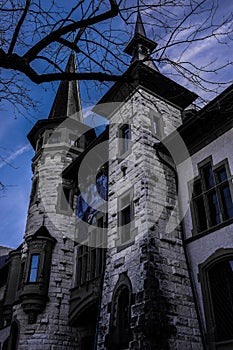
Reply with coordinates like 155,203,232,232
0,10,233,350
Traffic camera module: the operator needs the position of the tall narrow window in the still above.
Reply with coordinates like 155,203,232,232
28,254,39,283
36,136,43,150
191,159,233,234
30,177,38,203
119,124,131,155
76,216,106,285
60,186,71,212
118,190,134,245
108,274,132,350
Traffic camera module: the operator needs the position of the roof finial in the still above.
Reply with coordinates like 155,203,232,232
135,3,146,37
124,8,158,70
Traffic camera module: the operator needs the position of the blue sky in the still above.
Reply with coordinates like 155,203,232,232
0,1,233,248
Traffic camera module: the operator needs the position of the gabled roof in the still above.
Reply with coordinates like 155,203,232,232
26,226,57,244
162,83,233,162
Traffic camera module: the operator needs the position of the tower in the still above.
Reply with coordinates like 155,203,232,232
93,11,203,350
3,54,95,349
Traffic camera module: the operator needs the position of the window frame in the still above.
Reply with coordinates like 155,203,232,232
30,176,39,204
190,158,233,235
150,109,163,139
117,188,135,250
118,124,131,157
36,134,44,151
28,253,40,283
199,248,233,348
108,273,132,350
76,214,107,286
56,183,73,215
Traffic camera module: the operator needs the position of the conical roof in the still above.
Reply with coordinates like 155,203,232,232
48,53,83,122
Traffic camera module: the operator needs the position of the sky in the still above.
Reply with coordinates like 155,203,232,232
0,1,233,248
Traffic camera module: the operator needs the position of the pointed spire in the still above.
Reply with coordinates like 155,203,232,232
124,9,158,70
48,53,83,122
135,9,146,37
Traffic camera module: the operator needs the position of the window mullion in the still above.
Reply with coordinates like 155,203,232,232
203,191,211,229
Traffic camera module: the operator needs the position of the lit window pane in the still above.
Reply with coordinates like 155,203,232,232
29,254,39,282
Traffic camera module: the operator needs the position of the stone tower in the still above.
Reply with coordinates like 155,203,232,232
3,54,95,349
93,11,203,350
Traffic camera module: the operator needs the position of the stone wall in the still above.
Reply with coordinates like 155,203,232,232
97,88,203,349
11,126,81,350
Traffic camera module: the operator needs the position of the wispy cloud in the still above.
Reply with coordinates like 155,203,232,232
0,144,31,169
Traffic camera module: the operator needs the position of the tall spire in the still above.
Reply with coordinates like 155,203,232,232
124,9,158,70
134,8,146,37
48,53,83,122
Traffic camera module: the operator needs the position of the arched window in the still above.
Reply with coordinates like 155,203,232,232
199,249,233,348
107,274,132,350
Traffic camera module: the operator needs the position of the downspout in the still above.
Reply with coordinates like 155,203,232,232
153,142,207,350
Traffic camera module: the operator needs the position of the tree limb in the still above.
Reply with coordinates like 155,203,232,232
23,0,119,62
8,0,31,54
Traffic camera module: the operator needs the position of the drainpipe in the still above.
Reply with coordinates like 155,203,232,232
153,142,207,350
